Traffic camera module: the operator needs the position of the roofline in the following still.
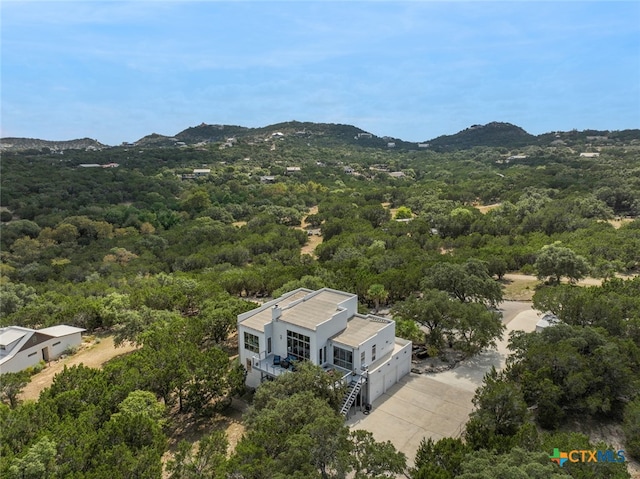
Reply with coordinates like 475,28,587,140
237,288,315,323
237,287,356,325
330,313,395,348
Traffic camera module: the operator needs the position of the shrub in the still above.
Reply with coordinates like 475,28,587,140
62,345,78,356
623,397,640,460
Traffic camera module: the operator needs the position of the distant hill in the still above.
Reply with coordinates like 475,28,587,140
175,123,250,144
0,137,106,152
426,122,536,151
132,133,179,148
3,121,639,152
171,121,406,149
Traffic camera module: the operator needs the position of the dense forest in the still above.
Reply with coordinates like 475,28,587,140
1,122,639,478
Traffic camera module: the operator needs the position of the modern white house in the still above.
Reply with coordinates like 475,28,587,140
0,325,85,374
237,288,412,416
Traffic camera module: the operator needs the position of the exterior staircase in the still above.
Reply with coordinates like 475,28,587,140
340,375,366,417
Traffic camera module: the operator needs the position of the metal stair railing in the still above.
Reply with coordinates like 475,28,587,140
340,376,366,416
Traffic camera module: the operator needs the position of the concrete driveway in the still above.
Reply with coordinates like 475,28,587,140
347,301,540,466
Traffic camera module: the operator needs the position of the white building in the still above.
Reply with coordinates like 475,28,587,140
0,325,85,374
237,288,412,415
535,312,562,333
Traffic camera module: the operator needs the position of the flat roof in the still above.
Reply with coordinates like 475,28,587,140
240,289,355,332
240,290,309,333
279,290,353,331
38,325,86,337
331,315,391,348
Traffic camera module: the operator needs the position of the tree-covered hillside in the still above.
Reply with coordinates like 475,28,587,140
4,121,638,151
1,125,639,477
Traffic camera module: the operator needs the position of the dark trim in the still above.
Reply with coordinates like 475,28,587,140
18,332,54,353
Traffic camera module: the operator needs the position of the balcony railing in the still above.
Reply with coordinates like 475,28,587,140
251,351,354,385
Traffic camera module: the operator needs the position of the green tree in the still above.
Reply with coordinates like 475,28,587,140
413,437,471,479
0,371,30,409
451,302,505,357
251,362,346,413
115,390,166,424
507,325,640,427
394,206,413,220
181,189,212,214
230,363,405,478
456,447,567,479
465,367,528,452
93,411,166,478
8,436,57,479
423,259,503,307
359,204,391,228
532,280,639,337
486,257,508,280
623,397,640,460
232,391,347,478
391,291,451,348
167,431,228,479
305,213,323,228
0,219,41,247
534,243,590,284
348,429,406,479
0,281,37,316
392,290,504,357
366,283,389,312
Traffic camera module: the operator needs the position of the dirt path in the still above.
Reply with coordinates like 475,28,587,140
501,273,614,301
503,273,604,286
19,335,138,401
606,218,635,229
298,205,323,256
474,203,502,214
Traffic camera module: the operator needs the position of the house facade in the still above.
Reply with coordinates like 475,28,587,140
237,288,412,413
0,325,85,374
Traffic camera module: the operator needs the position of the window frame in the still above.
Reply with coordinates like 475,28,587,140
244,332,260,353
333,346,353,370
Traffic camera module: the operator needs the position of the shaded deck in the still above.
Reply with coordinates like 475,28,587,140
251,352,353,384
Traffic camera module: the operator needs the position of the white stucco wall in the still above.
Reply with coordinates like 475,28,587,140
0,331,83,374
238,326,264,389
366,338,412,404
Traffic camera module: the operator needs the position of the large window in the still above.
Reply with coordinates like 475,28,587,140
333,346,353,370
287,330,310,361
244,332,259,353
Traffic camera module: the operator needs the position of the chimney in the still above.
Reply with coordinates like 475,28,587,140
272,305,281,321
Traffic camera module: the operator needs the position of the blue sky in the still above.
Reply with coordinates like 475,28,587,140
2,1,639,145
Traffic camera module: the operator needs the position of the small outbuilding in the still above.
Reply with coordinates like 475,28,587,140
535,313,561,333
0,325,85,374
